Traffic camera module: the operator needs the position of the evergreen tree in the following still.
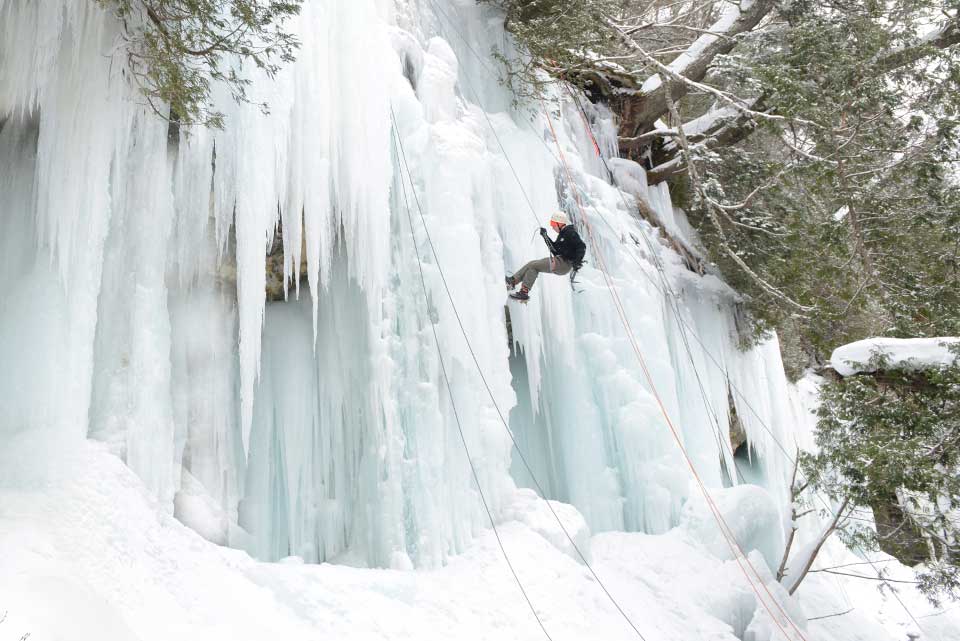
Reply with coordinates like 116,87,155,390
692,0,960,359
100,0,302,128
480,0,624,96
804,348,960,604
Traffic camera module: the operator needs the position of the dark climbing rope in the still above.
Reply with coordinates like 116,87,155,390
560,86,924,635
422,3,806,638
540,94,807,641
390,112,555,641
390,103,650,641
419,3,918,636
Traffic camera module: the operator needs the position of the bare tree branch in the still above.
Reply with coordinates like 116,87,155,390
605,0,778,136
872,18,960,75
786,497,852,595
807,608,855,621
665,83,812,311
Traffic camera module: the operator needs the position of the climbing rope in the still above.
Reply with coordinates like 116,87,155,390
390,103,651,641
426,0,789,468
540,95,807,641
391,111,555,641
421,2,801,639
424,0,752,484
560,82,745,484
420,1,920,636
561,85,925,635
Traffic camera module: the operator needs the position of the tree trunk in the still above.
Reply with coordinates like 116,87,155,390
611,0,776,145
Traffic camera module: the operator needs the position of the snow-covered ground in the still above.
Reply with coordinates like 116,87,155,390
2,429,957,641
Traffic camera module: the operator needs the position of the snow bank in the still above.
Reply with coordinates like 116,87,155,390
0,432,749,641
502,488,592,563
7,431,953,641
680,484,784,573
830,337,959,376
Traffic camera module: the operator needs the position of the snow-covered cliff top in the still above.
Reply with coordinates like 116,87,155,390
830,337,960,376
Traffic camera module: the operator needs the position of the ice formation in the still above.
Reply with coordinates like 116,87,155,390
0,0,797,567
2,2,956,640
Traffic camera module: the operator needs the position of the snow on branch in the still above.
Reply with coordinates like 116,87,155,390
638,1,751,95
678,104,742,138
663,86,813,311
644,100,767,185
872,17,960,75
622,105,743,153
604,0,781,133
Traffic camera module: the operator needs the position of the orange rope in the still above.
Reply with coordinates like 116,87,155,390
560,82,745,473
538,94,807,641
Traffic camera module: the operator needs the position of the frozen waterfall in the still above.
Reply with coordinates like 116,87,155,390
0,0,803,570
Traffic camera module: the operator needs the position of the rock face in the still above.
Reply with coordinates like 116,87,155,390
265,223,309,301
728,387,747,453
211,223,308,302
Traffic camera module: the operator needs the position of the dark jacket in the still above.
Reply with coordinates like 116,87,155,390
545,225,586,267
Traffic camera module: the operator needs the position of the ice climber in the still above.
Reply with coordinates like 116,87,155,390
506,210,587,302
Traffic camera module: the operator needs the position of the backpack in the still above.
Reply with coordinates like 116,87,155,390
564,228,587,291
560,227,587,268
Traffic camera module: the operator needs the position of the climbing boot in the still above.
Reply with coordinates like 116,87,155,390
509,286,530,302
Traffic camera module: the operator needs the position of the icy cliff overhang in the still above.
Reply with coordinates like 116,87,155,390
829,337,960,377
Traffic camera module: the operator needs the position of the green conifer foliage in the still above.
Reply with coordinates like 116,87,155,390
99,0,302,128
805,349,960,604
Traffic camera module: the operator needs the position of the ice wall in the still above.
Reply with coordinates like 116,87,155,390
0,0,800,568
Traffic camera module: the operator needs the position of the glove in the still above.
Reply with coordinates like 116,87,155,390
539,227,549,237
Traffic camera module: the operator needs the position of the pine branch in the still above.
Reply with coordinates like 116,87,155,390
664,85,813,312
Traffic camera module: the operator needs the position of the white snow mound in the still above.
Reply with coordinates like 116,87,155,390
830,337,959,376
679,484,784,573
502,488,592,563
2,431,958,641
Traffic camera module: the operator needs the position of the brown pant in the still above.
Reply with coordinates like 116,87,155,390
513,256,571,290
